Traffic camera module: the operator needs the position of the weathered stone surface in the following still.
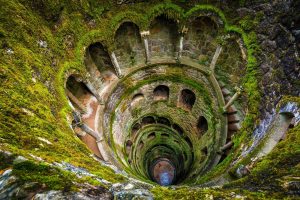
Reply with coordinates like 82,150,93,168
34,190,113,200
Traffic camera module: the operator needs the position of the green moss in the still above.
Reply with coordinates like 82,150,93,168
185,4,227,24
0,0,277,194
147,3,184,24
238,12,263,32
277,96,300,111
13,161,76,191
225,124,300,198
151,186,271,200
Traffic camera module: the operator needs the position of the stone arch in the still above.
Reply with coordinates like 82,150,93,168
172,124,183,135
149,15,180,58
153,85,169,101
147,132,156,140
65,75,103,159
157,117,171,127
114,22,145,70
86,42,118,84
197,116,208,136
179,89,196,110
66,75,92,113
141,116,156,126
131,123,141,138
183,16,219,61
131,93,144,107
126,140,133,155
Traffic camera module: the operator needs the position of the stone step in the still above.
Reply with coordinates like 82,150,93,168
226,105,238,115
227,113,240,122
221,88,231,97
228,123,241,131
228,120,240,124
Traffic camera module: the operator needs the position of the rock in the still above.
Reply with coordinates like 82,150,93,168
260,62,271,73
235,165,250,178
5,48,14,55
261,40,277,52
38,40,47,48
37,137,53,145
114,189,153,200
275,30,292,50
284,181,300,195
236,8,255,18
124,183,134,190
13,156,27,164
34,190,112,200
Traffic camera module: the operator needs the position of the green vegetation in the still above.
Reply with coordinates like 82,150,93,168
1,0,297,198
13,161,77,191
151,186,271,200
224,124,300,198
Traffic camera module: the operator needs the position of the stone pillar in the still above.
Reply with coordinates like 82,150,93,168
110,52,123,78
140,31,150,63
84,78,105,105
223,87,242,112
177,26,188,60
66,89,87,113
177,36,184,60
219,141,233,153
79,123,100,140
210,45,222,72
96,139,110,161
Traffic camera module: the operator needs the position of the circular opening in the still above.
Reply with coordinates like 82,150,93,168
150,158,176,186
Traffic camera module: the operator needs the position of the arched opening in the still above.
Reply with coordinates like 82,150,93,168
131,123,141,138
151,158,176,186
149,15,179,58
157,117,171,127
66,76,91,113
66,75,102,159
138,140,144,150
278,112,296,141
184,16,219,61
126,140,133,155
185,137,193,149
153,85,169,101
114,22,145,69
172,124,183,135
131,93,144,107
147,132,156,140
141,116,156,126
201,147,208,156
88,42,117,84
179,89,196,110
197,116,208,136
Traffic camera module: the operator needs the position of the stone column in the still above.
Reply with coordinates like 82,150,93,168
223,87,242,112
177,26,188,60
84,78,105,105
210,45,222,72
110,52,123,78
79,123,100,140
140,30,150,63
96,139,110,161
66,89,87,113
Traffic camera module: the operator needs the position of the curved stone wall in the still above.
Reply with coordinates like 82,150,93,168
0,1,299,199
